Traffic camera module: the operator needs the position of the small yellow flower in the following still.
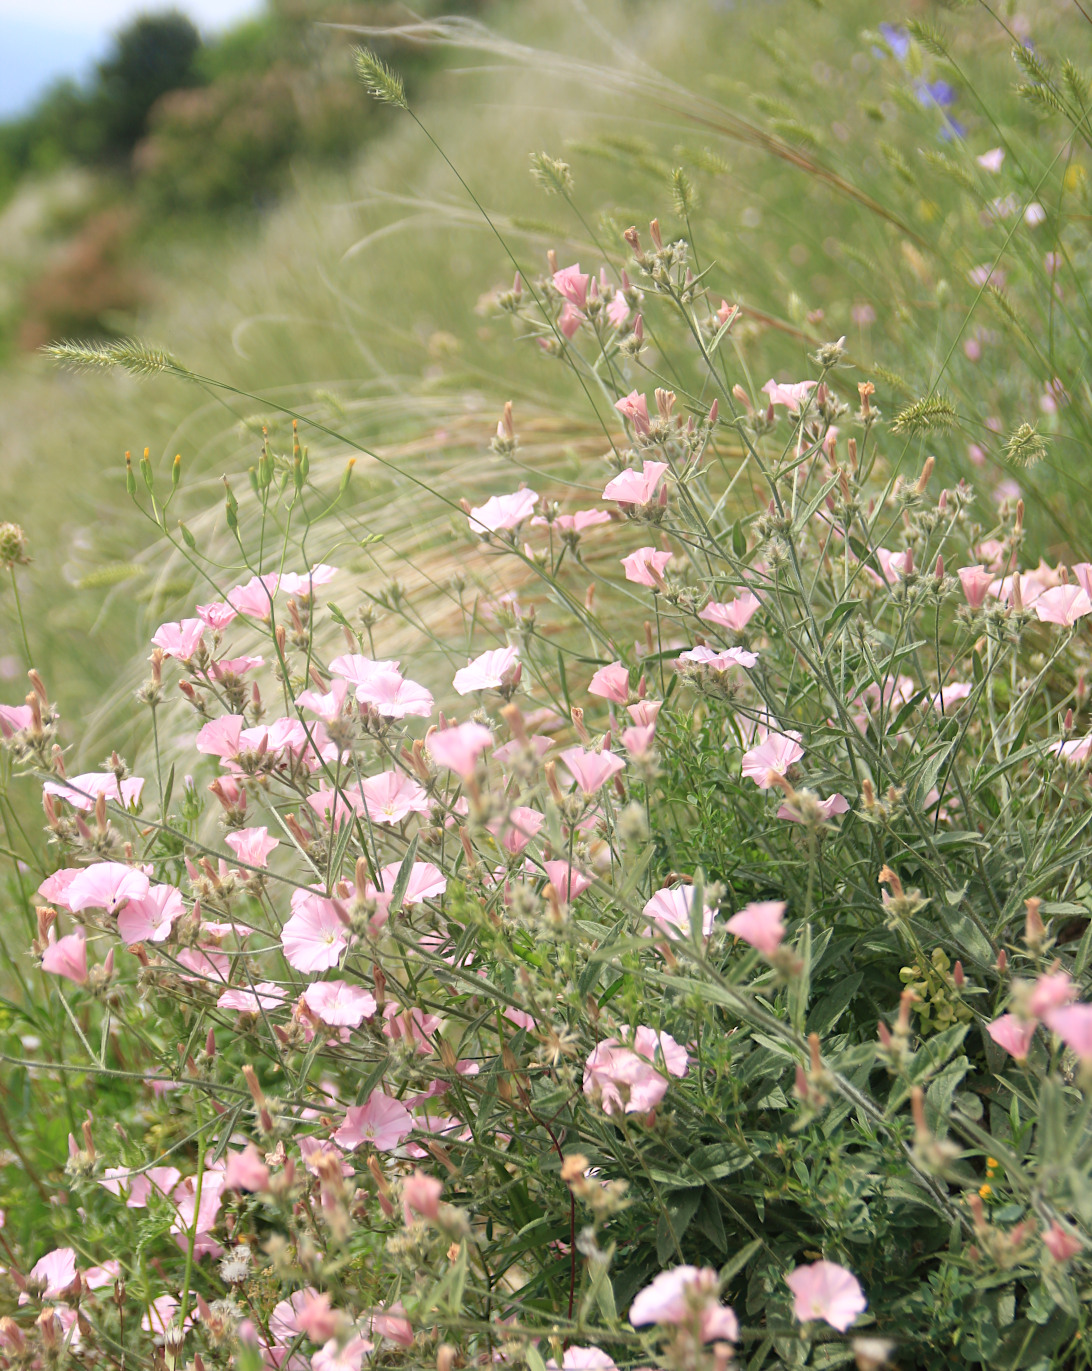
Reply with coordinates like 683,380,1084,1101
978,1183,993,1200
986,1157,999,1174
1064,165,1086,192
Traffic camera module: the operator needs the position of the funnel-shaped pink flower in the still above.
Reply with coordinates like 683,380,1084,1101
958,565,994,608
1035,584,1092,626
333,1090,413,1152
553,264,590,310
152,618,206,660
622,547,672,586
227,573,280,619
559,746,626,795
195,601,238,630
630,1266,738,1343
1044,1003,1092,1060
453,646,520,695
603,461,669,505
785,1261,866,1332
614,391,651,436
43,772,145,813
28,1247,78,1297
762,379,816,413
468,490,538,535
68,863,150,914
281,891,349,972
987,1014,1036,1061
356,670,434,719
358,772,430,825
279,565,338,596
428,722,493,777
41,931,88,985
588,661,630,703
225,827,280,869
741,731,804,787
303,980,377,1027
700,593,760,633
117,882,183,944
641,887,715,940
725,900,786,957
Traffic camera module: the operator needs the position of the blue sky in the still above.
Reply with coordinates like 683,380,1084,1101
0,1,262,117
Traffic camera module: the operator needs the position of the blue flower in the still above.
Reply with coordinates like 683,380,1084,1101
879,23,911,61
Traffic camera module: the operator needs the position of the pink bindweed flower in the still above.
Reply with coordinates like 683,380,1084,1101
958,565,994,608
43,772,145,812
332,1090,413,1152
369,1304,413,1348
468,490,538,535
152,618,206,660
313,1335,374,1371
224,827,280,869
588,661,630,703
369,861,447,908
38,869,82,910
630,1266,739,1343
195,600,237,630
41,931,88,985
294,1292,341,1343
622,547,673,586
279,564,338,596
932,682,974,712
583,1040,668,1116
195,714,244,761
402,1169,442,1225
677,645,758,671
627,699,662,726
217,982,284,1015
603,461,669,506
1053,736,1092,764
546,1350,616,1371
785,1261,867,1332
762,378,817,413
224,1144,271,1192
490,805,545,855
559,746,626,795
533,508,612,535
641,887,715,940
543,860,593,902
558,303,583,339
1043,1003,1092,1061
328,654,399,688
207,655,264,682
357,771,430,825
875,547,914,584
303,980,377,1028
1028,971,1075,1019
226,573,280,618
622,723,656,756
987,1014,1036,1061
297,679,351,723
67,862,150,914
1043,1222,1083,1262
615,390,651,437
28,1247,78,1297
0,702,34,736
725,900,787,957
777,792,850,824
428,721,494,777
453,646,520,695
977,147,1005,172
700,592,761,633
553,263,590,310
356,669,434,719
281,891,350,972
740,731,804,787
1035,584,1092,626
116,882,183,944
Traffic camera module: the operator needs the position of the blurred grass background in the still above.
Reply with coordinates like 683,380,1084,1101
1,0,1090,785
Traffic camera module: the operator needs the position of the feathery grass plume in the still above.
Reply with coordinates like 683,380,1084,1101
673,144,730,175
871,364,916,398
1062,59,1090,108
529,151,573,196
892,394,958,434
41,338,178,377
879,141,915,185
907,20,949,60
1003,421,1048,468
75,564,144,590
671,166,697,216
352,46,407,109
921,148,979,194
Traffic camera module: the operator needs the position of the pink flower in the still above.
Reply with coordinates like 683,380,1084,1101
622,723,656,756
453,646,520,695
628,700,662,726
987,1013,1036,1061
313,1335,374,1371
740,731,804,787
1053,736,1092,764
633,1025,689,1078
544,861,593,902
43,772,145,812
428,721,494,777
630,1266,739,1343
468,490,538,535
368,1303,414,1347
553,263,590,310
588,661,630,703
1035,584,1092,626
281,891,350,972
785,1261,866,1332
615,391,651,436
207,655,264,681
641,887,715,940
489,805,544,855
279,565,338,596
1028,971,1075,1019
0,702,34,737
532,509,612,534
269,1289,317,1344
356,670,434,719
67,862,150,914
700,593,760,633
225,827,280,869
227,573,280,619
583,1040,667,1115
1044,1003,1092,1060
328,653,399,687
546,1349,616,1371
41,931,88,985
29,1247,77,1297
217,982,285,1014
677,645,758,671
293,1291,340,1343
977,147,1004,172
195,714,244,761
358,772,430,825
875,547,914,584
303,980,377,1027
1043,1222,1083,1262
195,601,237,630
725,900,786,957
402,1169,443,1224
622,547,672,587
932,682,973,712
152,618,206,660
116,882,183,944
224,1144,270,1192
369,861,446,908
603,461,669,506
958,565,994,608
762,378,817,413
777,792,849,824
297,679,351,723
559,746,626,795
332,1090,413,1151
558,303,583,339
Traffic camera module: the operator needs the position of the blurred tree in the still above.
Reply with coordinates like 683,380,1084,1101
92,13,204,158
